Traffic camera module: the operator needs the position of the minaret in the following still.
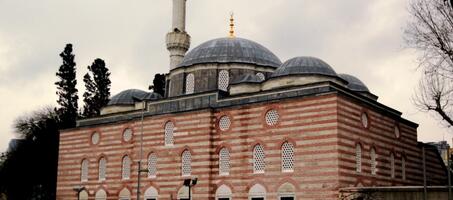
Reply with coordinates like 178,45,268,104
166,0,191,70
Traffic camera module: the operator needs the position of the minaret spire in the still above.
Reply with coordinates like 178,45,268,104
166,0,191,70
229,12,235,38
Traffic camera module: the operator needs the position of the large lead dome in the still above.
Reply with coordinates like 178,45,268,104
178,37,282,68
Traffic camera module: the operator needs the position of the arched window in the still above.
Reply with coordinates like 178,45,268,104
122,155,131,180
181,150,191,176
148,153,157,178
402,156,406,180
164,121,175,146
119,188,131,200
95,189,107,200
219,148,230,175
249,184,266,200
218,70,229,91
79,190,89,200
177,186,190,200
81,159,89,182
356,144,362,173
277,183,295,200
390,153,395,178
185,73,195,94
370,147,377,175
145,186,159,200
98,157,106,181
253,144,265,174
216,185,232,200
281,142,295,172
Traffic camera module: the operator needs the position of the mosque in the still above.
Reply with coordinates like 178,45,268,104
56,0,448,200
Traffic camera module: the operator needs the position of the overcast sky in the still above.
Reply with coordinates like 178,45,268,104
0,0,451,152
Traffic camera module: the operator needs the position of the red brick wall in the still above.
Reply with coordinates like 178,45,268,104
56,93,446,200
336,94,446,188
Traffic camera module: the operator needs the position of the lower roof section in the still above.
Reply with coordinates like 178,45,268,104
74,81,417,129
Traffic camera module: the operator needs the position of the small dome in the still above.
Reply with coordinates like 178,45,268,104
231,74,262,84
108,89,162,105
272,57,338,78
178,37,282,68
338,74,370,92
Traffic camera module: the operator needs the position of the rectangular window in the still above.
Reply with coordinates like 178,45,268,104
280,197,294,200
218,198,230,200
251,198,264,200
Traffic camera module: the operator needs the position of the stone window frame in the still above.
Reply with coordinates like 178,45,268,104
122,155,132,180
219,147,231,176
181,149,192,177
98,156,107,181
122,127,134,143
355,143,362,173
147,152,158,178
91,131,101,146
218,115,232,132
370,146,378,176
218,70,230,91
81,158,89,182
185,73,195,94
390,152,395,178
281,141,295,173
252,144,266,174
164,120,175,147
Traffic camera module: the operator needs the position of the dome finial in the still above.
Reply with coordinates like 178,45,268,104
229,12,235,38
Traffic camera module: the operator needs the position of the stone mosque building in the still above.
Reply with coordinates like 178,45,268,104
56,1,448,200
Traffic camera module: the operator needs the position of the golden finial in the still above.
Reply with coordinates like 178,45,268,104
229,12,235,38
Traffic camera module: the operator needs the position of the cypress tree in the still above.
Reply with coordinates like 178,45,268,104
55,44,78,128
82,58,111,117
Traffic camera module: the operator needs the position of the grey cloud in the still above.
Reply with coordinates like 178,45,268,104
0,0,450,151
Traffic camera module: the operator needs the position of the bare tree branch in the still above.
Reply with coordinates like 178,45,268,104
407,0,453,128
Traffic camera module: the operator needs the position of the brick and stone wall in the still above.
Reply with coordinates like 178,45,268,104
57,86,447,200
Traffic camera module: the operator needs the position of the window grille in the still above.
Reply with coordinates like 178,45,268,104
99,157,106,181
361,113,369,128
165,121,175,146
148,153,157,178
370,148,377,175
122,156,131,180
185,73,195,94
91,132,100,145
81,159,89,182
265,109,279,126
123,128,133,142
394,125,400,138
219,116,231,131
402,156,406,180
281,142,294,172
390,153,395,178
181,150,191,176
253,144,265,173
219,148,230,175
256,72,265,81
218,70,229,91
356,144,362,173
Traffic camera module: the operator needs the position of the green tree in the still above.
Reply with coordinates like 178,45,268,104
0,107,60,200
55,44,78,128
149,73,166,97
82,58,111,117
